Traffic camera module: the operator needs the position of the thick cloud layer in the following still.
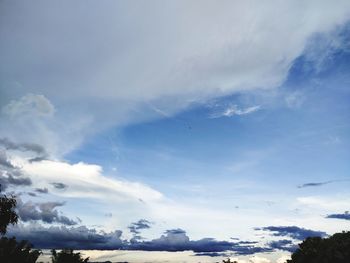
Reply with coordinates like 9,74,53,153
8,224,123,250
7,224,298,255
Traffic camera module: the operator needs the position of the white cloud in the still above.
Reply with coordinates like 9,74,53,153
20,159,163,203
211,105,261,118
249,255,271,263
1,1,350,155
297,195,350,211
276,255,291,263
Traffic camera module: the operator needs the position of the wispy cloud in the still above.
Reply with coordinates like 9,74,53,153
51,182,68,190
211,105,261,118
297,179,350,188
2,1,349,156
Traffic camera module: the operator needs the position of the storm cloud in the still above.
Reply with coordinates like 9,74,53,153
16,198,78,226
7,225,275,255
8,224,123,250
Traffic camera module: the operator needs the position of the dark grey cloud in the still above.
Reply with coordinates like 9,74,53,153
326,211,350,221
0,151,15,169
16,198,78,226
6,222,323,254
6,225,273,255
51,182,68,190
256,226,327,241
128,229,273,255
0,173,32,191
194,252,232,257
0,138,48,165
128,219,151,235
0,150,32,191
35,187,49,194
0,138,46,156
6,174,32,187
28,156,47,163
268,239,298,253
7,224,123,250
297,179,350,188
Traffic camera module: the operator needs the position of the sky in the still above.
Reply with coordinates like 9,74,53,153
0,1,350,262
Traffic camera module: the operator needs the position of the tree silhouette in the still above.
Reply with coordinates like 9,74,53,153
51,249,89,263
0,187,18,235
0,186,41,263
287,231,350,263
222,258,238,263
0,237,41,263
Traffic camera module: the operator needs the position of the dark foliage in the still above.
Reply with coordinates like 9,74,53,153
51,249,89,263
0,193,18,235
0,236,41,263
287,231,350,263
0,189,41,263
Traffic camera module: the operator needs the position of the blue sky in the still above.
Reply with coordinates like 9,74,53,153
1,1,350,262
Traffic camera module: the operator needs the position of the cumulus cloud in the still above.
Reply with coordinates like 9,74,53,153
256,226,327,241
16,198,78,225
326,211,350,221
1,1,350,155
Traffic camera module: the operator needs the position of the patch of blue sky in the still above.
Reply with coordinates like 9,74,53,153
66,28,350,204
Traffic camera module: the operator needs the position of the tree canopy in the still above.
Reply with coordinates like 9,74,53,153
0,236,41,263
51,249,89,263
287,231,350,263
0,192,18,235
